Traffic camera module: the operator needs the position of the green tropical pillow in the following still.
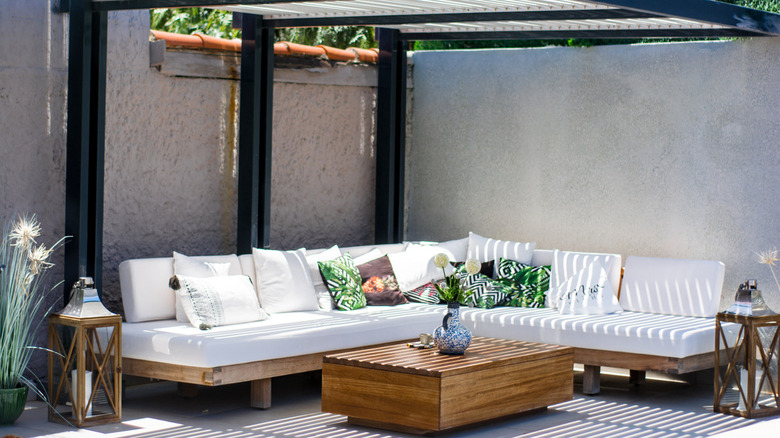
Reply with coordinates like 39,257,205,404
318,253,366,311
496,258,550,308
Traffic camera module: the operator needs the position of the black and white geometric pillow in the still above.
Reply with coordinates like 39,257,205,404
460,273,507,309
402,282,441,304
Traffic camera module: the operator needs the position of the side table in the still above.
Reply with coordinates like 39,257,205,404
48,313,122,427
714,312,779,418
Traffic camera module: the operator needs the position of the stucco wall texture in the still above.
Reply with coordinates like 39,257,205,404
102,11,377,314
407,39,780,310
1,5,378,321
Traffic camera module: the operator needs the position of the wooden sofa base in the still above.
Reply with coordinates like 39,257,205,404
122,347,724,406
575,348,724,395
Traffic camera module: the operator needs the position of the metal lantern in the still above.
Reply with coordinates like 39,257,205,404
48,277,122,427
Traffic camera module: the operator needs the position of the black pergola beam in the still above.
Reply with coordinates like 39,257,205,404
91,0,296,10
263,9,661,28
88,0,780,39
398,27,766,41
594,0,780,36
237,14,274,254
375,28,406,244
65,0,107,302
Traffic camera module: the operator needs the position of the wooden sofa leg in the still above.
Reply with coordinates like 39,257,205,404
177,382,199,398
629,370,646,387
583,365,601,395
251,378,272,409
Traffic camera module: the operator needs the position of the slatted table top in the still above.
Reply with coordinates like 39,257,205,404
323,336,573,378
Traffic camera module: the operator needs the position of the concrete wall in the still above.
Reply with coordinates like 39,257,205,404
103,12,377,314
408,39,780,310
1,3,376,377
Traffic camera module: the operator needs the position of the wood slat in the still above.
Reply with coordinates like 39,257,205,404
324,337,573,377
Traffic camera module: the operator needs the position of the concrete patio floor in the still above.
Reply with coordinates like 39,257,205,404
5,368,779,438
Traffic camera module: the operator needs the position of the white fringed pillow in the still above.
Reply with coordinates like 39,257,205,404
172,251,237,322
170,275,269,330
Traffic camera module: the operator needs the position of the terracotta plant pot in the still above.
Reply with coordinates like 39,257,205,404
0,386,28,425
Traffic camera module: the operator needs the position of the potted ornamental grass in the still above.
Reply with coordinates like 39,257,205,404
0,215,64,425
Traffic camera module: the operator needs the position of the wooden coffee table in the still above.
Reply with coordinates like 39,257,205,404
322,336,573,435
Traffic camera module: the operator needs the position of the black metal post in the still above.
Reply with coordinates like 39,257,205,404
237,15,274,254
375,28,406,244
65,0,106,303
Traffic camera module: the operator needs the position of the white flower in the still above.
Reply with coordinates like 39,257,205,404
433,253,450,269
28,244,54,275
464,258,481,275
9,216,41,250
756,249,779,266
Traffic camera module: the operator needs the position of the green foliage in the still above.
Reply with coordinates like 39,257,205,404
275,26,376,49
150,8,377,49
0,215,64,394
150,8,240,39
719,0,780,13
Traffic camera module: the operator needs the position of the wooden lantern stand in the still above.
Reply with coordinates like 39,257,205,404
714,312,780,418
48,313,122,427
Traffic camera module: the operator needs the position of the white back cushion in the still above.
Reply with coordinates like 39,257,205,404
531,249,554,267
119,254,242,323
619,256,725,317
467,232,535,265
340,243,406,258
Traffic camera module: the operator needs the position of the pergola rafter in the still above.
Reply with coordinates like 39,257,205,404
63,0,780,302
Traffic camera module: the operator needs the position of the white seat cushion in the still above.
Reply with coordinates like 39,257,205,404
619,256,725,317
460,307,737,358
120,303,446,368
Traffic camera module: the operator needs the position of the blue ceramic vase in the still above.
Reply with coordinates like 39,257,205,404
433,302,472,355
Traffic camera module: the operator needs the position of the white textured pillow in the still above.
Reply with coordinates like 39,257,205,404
550,261,622,315
388,244,454,292
549,249,622,307
353,248,383,265
171,275,268,330
436,237,469,262
467,232,535,270
252,247,319,313
173,251,235,322
305,245,341,296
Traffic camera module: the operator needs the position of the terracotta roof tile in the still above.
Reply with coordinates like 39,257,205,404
151,30,376,64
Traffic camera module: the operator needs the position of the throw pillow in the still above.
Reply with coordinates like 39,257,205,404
496,258,550,308
305,245,341,296
388,244,454,292
318,253,366,310
548,249,621,308
402,282,441,304
170,274,269,330
353,248,383,265
252,247,319,313
466,232,535,275
452,260,494,279
357,255,408,306
172,251,237,322
453,264,508,309
549,260,622,315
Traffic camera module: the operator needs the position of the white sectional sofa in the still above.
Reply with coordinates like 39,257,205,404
118,241,735,407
